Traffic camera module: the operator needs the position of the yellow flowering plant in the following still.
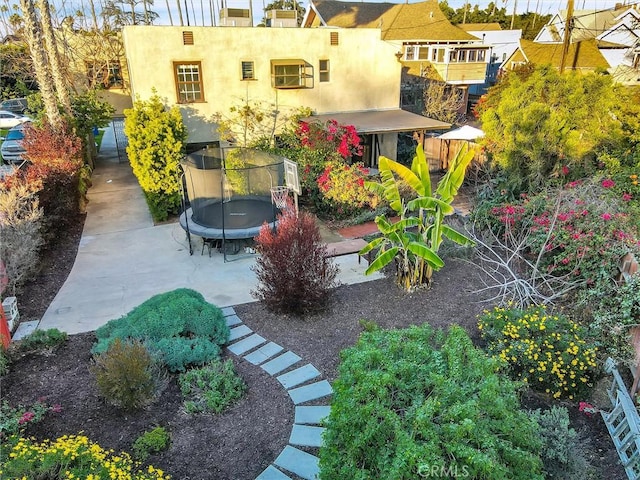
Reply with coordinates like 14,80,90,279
0,434,169,479
478,304,599,400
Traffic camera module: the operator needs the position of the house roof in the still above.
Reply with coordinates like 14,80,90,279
518,38,610,70
306,0,478,42
300,109,450,134
536,6,635,42
459,23,502,32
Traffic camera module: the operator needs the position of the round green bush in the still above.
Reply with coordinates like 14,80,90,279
93,289,229,372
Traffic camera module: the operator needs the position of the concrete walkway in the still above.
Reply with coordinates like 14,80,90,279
27,123,380,336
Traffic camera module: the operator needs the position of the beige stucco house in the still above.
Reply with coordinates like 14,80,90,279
122,25,450,165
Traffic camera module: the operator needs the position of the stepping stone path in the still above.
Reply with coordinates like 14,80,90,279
223,308,331,480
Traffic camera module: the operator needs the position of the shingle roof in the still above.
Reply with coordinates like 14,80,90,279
519,38,610,69
458,23,502,32
309,0,477,41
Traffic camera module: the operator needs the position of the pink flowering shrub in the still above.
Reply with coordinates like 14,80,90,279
0,398,61,439
484,179,640,288
316,160,380,218
296,120,363,160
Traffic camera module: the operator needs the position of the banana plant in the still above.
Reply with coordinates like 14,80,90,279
359,143,475,291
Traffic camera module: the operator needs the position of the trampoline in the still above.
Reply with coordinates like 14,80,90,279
179,145,287,258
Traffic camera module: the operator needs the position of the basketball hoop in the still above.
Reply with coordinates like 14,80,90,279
270,186,290,209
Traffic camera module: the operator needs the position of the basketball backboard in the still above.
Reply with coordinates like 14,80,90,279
283,158,301,195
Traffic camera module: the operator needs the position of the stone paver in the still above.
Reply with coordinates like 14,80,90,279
277,364,321,389
274,446,319,480
255,465,292,480
228,324,252,342
289,424,326,448
227,333,266,355
221,306,235,317
11,320,38,341
244,342,284,365
288,380,333,405
225,314,243,327
261,351,302,375
294,406,331,425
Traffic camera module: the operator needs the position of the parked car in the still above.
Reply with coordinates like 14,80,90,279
0,97,28,114
1,122,30,164
0,110,31,130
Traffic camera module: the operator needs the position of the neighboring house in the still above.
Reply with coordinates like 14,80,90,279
121,25,450,166
57,19,132,115
502,38,610,73
534,5,640,84
302,0,490,114
458,23,522,96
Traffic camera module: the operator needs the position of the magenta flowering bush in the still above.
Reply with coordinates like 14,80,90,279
484,179,640,288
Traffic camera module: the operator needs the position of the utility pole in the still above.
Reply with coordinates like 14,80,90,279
559,0,575,73
462,0,469,24
510,0,518,29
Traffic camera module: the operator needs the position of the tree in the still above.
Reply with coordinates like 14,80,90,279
101,0,158,28
479,65,640,193
19,0,62,127
37,0,72,115
360,144,475,291
422,79,465,124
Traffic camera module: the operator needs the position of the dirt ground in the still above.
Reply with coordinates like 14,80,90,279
1,215,626,479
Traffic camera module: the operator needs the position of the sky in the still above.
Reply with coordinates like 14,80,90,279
48,0,639,28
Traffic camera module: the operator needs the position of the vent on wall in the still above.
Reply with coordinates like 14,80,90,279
183,31,194,45
330,31,339,46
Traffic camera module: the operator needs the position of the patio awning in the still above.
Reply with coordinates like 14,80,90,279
300,109,451,134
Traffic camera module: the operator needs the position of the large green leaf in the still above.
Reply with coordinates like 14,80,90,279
436,143,475,202
365,247,398,275
407,197,455,215
359,236,386,255
407,242,444,269
410,144,432,197
441,224,475,246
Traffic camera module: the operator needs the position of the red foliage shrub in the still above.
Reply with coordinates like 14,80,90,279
252,205,340,314
22,121,84,173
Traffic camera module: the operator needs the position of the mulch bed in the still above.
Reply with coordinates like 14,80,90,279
1,215,626,479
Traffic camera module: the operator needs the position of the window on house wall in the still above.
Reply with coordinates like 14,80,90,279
319,59,330,82
457,50,467,62
86,60,123,89
478,50,486,61
468,50,477,62
405,46,415,60
241,61,255,80
174,61,204,103
417,46,429,60
449,50,458,62
271,60,313,88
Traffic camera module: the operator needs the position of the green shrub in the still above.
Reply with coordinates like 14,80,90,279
132,426,171,461
178,359,246,414
252,207,339,314
18,328,67,352
91,338,164,411
529,406,590,480
581,273,640,365
478,305,599,400
93,289,229,372
0,434,168,479
124,91,187,222
320,324,543,480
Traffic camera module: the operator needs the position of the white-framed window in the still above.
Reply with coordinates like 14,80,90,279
457,50,467,62
319,59,330,82
270,60,313,89
405,46,415,60
478,50,486,62
417,46,429,60
468,50,477,62
449,50,458,62
241,61,255,80
174,61,204,103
